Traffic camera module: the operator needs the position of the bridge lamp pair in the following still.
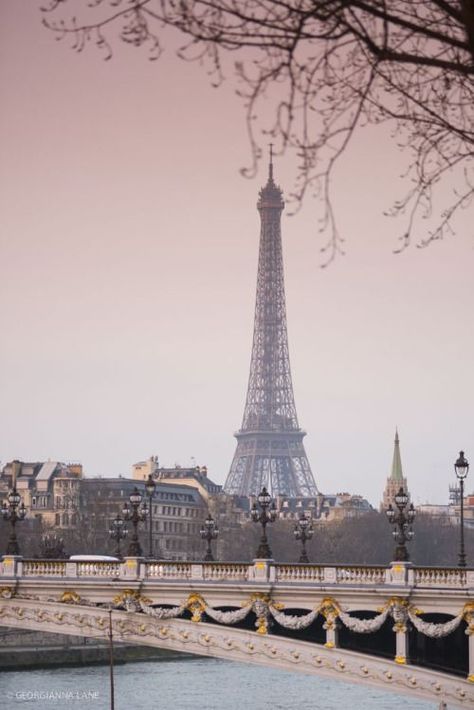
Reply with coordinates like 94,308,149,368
1,487,27,555
454,451,469,568
122,487,148,557
294,512,314,563
386,487,415,562
251,487,277,559
200,513,219,561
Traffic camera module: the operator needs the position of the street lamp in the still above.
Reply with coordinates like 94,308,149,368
454,450,469,568
109,515,128,559
386,486,415,562
1,487,27,555
294,511,314,563
250,486,277,559
200,513,219,561
145,474,156,558
122,487,147,557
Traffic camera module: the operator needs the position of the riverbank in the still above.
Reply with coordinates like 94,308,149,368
0,628,190,671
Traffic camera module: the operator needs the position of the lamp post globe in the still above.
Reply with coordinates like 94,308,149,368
294,511,314,563
200,513,219,561
1,486,27,556
145,474,156,558
109,515,128,559
122,487,147,557
386,486,415,562
251,486,276,559
454,451,469,567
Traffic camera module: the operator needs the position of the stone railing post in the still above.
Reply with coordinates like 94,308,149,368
250,559,273,583
191,564,203,580
1,556,22,578
323,567,337,584
65,561,78,578
385,561,411,586
121,557,143,580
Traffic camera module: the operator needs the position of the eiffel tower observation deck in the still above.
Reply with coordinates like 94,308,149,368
224,151,318,498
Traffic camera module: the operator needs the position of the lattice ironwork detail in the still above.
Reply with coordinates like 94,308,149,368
224,158,318,498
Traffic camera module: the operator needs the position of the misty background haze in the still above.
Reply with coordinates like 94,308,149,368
0,2,473,506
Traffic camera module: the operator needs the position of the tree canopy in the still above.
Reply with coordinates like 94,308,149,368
41,1,474,262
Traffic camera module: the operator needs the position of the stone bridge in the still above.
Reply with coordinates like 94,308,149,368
1,556,473,707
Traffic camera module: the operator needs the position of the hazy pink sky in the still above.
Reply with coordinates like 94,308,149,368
1,2,473,506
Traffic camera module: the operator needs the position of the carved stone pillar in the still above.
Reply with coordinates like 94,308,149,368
321,600,340,648
465,605,474,682
392,600,409,664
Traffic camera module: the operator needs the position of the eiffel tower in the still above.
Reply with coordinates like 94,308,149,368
224,151,318,498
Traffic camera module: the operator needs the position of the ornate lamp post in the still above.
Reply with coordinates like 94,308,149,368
386,487,415,562
1,487,27,555
200,513,219,561
251,486,277,558
109,515,128,559
454,450,469,568
145,474,156,558
122,487,147,557
294,511,314,563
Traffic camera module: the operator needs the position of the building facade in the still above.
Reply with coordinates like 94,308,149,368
0,460,82,530
80,477,207,560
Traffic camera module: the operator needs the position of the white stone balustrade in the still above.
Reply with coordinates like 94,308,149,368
203,563,249,582
2,558,473,591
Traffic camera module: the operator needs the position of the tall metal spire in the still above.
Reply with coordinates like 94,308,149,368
269,143,274,182
224,152,318,498
390,428,404,482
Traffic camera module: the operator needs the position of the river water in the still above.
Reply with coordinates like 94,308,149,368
0,656,434,710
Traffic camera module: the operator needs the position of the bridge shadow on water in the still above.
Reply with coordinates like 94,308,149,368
202,607,467,678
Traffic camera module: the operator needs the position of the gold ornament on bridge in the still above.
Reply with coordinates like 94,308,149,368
58,590,82,605
0,586,15,599
113,589,152,609
319,597,340,631
463,601,474,635
186,593,206,623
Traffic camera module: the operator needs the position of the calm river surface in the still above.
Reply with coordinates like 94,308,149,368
0,657,434,710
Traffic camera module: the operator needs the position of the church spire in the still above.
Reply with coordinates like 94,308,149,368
390,428,404,482
381,428,410,511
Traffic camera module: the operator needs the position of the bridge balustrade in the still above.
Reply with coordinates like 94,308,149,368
413,567,467,587
3,558,474,589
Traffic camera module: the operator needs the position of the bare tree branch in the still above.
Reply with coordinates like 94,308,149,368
40,1,474,261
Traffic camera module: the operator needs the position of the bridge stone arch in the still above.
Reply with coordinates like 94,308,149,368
0,595,473,708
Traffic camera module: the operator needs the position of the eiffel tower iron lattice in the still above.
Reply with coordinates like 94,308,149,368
224,152,318,498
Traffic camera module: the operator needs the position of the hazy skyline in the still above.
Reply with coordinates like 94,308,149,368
1,3,473,507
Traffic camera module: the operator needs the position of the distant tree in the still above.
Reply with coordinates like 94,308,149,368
219,511,473,566
41,1,474,262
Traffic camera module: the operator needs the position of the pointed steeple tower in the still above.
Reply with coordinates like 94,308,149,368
381,429,410,511
390,429,404,483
